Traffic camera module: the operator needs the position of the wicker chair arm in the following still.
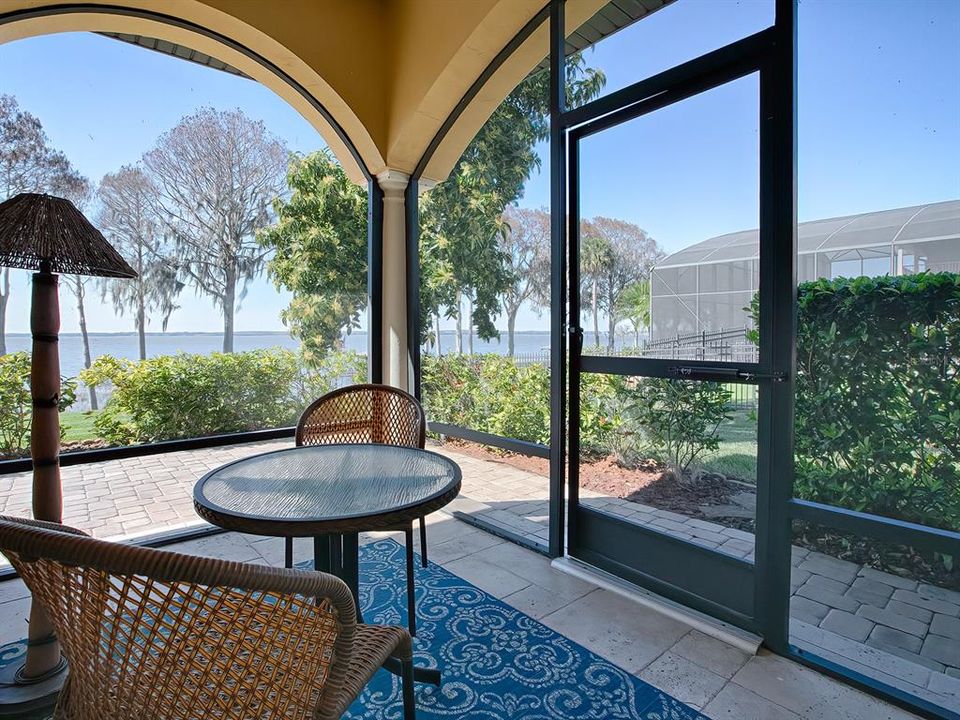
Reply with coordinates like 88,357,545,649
0,516,356,620
316,624,412,719
3,516,88,536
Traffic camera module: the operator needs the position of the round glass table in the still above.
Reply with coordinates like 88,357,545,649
194,443,462,686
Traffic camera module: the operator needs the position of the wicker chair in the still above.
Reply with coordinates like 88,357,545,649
0,515,416,720
293,384,428,635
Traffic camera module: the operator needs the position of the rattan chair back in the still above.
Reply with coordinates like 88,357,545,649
296,384,426,449
0,515,364,720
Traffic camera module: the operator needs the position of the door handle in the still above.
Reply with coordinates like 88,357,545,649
568,325,584,354
668,365,787,382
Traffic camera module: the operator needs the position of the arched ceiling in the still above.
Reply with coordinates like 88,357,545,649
0,0,646,184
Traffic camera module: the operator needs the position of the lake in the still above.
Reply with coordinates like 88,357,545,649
4,329,559,379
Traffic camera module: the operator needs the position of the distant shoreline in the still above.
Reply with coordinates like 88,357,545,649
6,330,299,338
6,329,553,338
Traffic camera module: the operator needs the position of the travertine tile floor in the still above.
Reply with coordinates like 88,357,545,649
0,513,923,719
446,451,960,714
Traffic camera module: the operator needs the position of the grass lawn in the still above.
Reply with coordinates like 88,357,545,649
60,410,101,444
700,409,758,484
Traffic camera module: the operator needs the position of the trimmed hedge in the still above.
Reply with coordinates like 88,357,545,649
80,348,366,445
792,273,959,531
421,353,714,462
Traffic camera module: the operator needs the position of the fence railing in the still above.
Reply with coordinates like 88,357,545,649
497,326,760,367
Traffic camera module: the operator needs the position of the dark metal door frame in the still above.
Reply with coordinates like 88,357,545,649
549,0,795,637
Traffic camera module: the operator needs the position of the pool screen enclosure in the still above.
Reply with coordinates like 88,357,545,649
650,199,960,342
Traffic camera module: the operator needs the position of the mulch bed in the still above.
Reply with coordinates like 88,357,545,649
443,439,749,520
1,439,111,461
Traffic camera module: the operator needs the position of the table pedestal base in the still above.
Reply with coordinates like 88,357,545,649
314,534,442,687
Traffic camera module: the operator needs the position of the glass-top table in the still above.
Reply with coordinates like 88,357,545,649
194,444,461,534
194,443,462,686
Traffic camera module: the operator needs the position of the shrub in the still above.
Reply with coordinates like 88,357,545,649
0,351,76,457
622,377,732,477
579,372,624,456
421,354,626,453
791,273,960,530
422,354,551,445
292,349,368,409
81,349,300,444
486,359,551,445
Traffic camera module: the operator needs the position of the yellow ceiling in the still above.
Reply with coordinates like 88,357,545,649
0,0,606,183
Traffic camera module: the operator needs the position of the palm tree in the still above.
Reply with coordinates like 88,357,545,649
580,234,612,348
616,280,651,347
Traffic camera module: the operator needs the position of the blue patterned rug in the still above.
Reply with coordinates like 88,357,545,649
0,539,706,719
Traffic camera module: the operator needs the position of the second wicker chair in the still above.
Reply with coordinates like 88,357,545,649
293,383,428,635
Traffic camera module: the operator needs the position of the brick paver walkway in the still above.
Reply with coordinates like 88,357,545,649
0,439,956,712
0,440,289,540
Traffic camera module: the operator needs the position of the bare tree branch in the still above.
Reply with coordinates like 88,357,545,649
142,108,287,351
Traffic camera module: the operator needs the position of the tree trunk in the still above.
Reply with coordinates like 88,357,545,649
137,295,147,361
507,306,518,357
635,323,640,348
0,268,9,356
608,304,617,351
591,279,600,348
76,281,98,411
222,267,236,353
467,294,474,355
434,313,442,355
454,290,463,355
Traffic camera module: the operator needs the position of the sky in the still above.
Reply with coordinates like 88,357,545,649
1,0,958,337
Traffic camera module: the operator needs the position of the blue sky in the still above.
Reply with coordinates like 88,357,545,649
2,0,958,336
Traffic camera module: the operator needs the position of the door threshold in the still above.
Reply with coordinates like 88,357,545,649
551,555,762,655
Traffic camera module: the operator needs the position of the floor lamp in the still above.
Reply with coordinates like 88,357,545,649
0,193,136,714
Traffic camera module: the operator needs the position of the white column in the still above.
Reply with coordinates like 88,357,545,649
377,169,410,391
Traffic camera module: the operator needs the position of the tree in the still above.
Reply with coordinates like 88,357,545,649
419,165,511,354
96,165,184,360
143,108,287,352
59,179,98,409
617,280,651,347
257,150,367,366
500,207,550,356
0,94,87,354
64,275,96,409
580,233,612,348
418,54,605,347
582,216,663,351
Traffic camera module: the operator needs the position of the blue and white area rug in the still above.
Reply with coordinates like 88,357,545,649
0,539,706,719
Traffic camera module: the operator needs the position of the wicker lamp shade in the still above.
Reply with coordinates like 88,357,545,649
0,193,136,278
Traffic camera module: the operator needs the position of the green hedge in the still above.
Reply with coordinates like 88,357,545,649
792,273,960,530
421,354,714,461
422,354,551,445
0,351,76,457
81,348,366,445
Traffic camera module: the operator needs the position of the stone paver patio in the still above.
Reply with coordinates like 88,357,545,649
0,439,956,713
